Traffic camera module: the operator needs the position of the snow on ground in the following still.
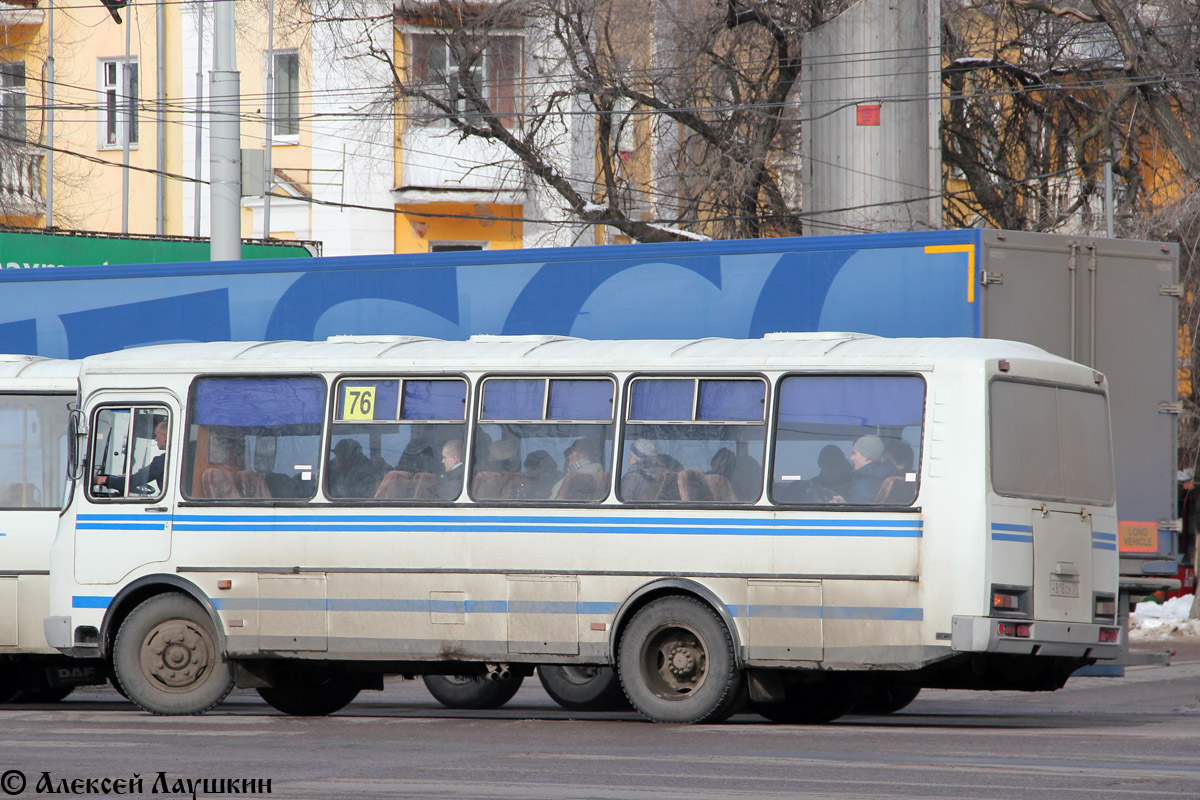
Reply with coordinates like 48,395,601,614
1129,593,1200,639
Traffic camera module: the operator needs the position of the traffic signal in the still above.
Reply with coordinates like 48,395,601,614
101,0,126,23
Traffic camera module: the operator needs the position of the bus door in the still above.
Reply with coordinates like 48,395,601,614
76,398,178,586
1031,505,1094,622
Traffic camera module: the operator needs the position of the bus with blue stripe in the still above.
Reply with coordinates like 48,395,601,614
47,333,1121,722
0,356,105,701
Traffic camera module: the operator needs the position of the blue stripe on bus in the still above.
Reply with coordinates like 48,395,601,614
991,532,1034,543
991,523,1034,533
1092,542,1117,551
72,596,112,609
210,596,918,621
729,604,922,621
164,514,922,538
1092,532,1117,542
173,523,920,538
76,523,168,531
167,514,923,528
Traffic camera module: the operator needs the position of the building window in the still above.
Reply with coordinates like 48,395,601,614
0,62,26,140
271,51,300,139
408,33,519,128
100,58,138,147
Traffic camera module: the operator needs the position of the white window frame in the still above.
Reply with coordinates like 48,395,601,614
98,57,138,149
0,61,26,141
406,32,520,129
268,49,300,144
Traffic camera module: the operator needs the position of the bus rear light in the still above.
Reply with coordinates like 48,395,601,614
992,592,1019,610
996,622,1032,639
1094,595,1117,619
991,585,1030,617
1099,628,1119,643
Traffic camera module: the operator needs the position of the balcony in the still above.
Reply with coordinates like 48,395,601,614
394,128,524,206
0,149,44,219
0,0,43,28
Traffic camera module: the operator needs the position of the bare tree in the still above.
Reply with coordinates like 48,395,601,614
942,0,1200,236
329,0,853,242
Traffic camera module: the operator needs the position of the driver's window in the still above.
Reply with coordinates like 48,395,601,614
88,406,170,502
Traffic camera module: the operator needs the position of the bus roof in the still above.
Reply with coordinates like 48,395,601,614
75,334,1084,377
0,355,79,386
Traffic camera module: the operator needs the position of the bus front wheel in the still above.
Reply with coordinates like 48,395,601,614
423,673,524,709
112,593,234,715
537,665,629,711
617,596,744,724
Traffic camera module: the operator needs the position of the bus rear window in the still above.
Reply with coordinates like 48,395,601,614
990,380,1113,505
184,376,325,501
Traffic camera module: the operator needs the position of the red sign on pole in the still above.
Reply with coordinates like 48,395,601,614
856,104,881,126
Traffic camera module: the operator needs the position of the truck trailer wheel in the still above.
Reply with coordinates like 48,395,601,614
112,593,234,715
617,596,744,724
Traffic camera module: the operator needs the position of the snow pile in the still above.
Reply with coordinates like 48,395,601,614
1129,594,1200,639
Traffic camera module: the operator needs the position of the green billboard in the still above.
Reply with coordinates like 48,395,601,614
0,230,316,269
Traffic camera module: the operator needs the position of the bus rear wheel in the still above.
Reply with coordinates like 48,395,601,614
113,593,234,715
617,596,744,724
752,678,852,724
257,667,360,716
853,684,920,715
537,665,628,711
423,673,524,709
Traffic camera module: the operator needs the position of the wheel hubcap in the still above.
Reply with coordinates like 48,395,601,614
140,619,216,692
641,624,707,699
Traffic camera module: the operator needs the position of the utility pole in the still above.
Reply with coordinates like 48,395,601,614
45,0,53,227
209,0,240,260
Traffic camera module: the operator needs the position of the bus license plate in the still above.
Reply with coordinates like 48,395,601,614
1050,579,1079,598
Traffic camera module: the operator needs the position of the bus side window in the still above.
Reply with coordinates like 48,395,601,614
770,375,925,507
620,378,766,504
88,406,170,501
473,377,615,503
183,376,325,502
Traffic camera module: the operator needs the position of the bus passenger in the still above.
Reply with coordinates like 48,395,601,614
434,439,465,500
709,447,762,502
847,435,897,504
327,438,378,498
884,438,915,475
622,439,669,502
93,420,167,495
811,444,852,498
396,437,437,474
550,438,603,499
519,450,561,499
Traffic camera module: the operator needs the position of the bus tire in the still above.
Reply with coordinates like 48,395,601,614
853,685,920,715
617,596,744,724
423,673,524,709
537,665,629,711
257,668,360,716
112,593,234,715
14,685,75,704
752,678,852,724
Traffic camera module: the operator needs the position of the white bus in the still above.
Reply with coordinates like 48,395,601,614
0,355,104,702
47,334,1120,721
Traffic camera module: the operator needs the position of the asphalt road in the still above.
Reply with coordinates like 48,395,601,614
1,644,1198,800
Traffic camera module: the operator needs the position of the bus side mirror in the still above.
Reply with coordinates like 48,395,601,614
67,407,87,481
